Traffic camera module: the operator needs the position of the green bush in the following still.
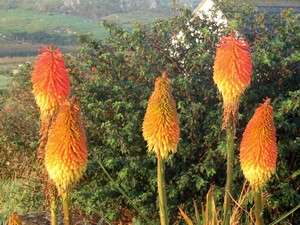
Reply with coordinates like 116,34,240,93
66,7,299,224
0,63,40,179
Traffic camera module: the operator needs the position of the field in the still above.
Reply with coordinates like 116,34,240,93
0,56,36,90
0,179,38,222
0,75,10,90
0,8,107,43
0,0,195,50
0,0,199,88
0,8,108,58
0,0,198,90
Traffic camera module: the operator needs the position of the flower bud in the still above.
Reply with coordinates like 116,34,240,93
213,33,252,129
240,98,277,190
45,98,88,193
8,212,22,225
143,71,180,159
31,44,70,118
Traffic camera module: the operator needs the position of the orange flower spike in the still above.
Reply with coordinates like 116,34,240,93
8,212,22,225
142,71,180,159
240,98,277,190
45,97,88,193
31,44,70,117
213,32,252,128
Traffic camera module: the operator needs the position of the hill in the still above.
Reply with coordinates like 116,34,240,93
0,0,199,57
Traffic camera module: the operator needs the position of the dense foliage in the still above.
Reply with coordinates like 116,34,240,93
0,4,299,224
0,62,39,179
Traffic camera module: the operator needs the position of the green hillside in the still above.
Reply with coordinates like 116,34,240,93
0,0,199,57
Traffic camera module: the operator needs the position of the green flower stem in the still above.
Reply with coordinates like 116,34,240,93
62,191,73,225
50,195,58,225
157,152,168,225
222,120,236,225
254,189,264,225
269,203,300,225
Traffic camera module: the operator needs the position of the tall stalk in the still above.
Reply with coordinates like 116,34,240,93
222,119,236,225
254,190,264,225
157,152,168,225
45,119,59,225
50,194,58,225
62,191,73,225
142,73,179,225
38,117,59,225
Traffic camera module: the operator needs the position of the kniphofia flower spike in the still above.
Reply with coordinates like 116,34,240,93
213,32,252,129
8,212,22,225
143,71,180,159
240,98,277,190
45,97,88,193
31,44,70,119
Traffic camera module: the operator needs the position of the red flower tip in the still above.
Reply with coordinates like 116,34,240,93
213,32,252,129
31,44,70,118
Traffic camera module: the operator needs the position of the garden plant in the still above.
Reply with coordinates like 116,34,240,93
0,2,299,225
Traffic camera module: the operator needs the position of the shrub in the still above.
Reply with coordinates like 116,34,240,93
66,7,299,224
0,63,40,179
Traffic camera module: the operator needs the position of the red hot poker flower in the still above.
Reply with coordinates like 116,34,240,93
143,71,180,159
31,44,70,118
45,97,88,193
240,98,277,190
213,33,252,129
8,212,22,225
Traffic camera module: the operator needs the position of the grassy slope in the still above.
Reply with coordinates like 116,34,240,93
0,8,107,45
0,179,43,223
0,0,178,46
0,0,172,85
0,75,11,90
0,0,198,88
0,0,199,45
0,10,102,35
0,56,36,89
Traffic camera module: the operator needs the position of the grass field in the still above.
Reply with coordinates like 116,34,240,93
0,0,178,48
0,1,176,58
0,8,108,51
0,0,197,89
0,179,23,223
0,75,11,90
0,56,36,90
0,9,106,36
0,179,28,223
0,178,43,224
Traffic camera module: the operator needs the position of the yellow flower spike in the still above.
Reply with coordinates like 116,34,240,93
45,97,88,193
142,71,180,159
31,44,70,118
213,32,252,129
240,98,277,190
8,212,22,225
